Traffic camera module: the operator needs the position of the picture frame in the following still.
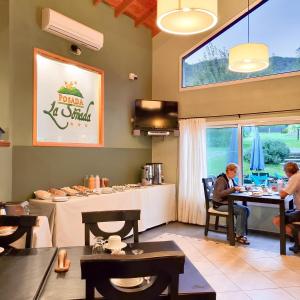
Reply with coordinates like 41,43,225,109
33,48,104,147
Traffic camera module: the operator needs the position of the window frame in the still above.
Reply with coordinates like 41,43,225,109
206,115,300,207
179,0,300,91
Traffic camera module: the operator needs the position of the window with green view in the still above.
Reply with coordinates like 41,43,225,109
242,124,300,183
206,127,238,178
206,123,300,185
182,0,300,88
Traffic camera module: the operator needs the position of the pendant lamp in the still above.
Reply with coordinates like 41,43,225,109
157,0,218,35
229,0,269,73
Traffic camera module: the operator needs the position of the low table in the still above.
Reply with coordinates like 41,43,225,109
39,240,216,299
227,192,286,255
0,247,57,300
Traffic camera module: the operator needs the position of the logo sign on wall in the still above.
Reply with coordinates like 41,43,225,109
33,48,104,147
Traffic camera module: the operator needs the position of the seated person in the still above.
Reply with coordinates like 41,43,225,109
213,163,250,245
272,162,300,252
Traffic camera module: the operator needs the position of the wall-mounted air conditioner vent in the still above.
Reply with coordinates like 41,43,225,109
42,8,104,51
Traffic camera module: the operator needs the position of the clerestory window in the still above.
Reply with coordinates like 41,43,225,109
181,0,300,89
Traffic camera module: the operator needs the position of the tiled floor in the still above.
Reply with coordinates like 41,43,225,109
131,222,300,300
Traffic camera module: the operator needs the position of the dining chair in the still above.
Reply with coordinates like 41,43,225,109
202,177,229,238
80,250,185,300
82,210,141,246
0,215,37,249
291,222,300,253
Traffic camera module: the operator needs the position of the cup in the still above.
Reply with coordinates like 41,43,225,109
277,179,284,190
106,235,122,249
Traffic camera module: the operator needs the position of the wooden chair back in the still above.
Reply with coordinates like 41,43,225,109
82,210,140,246
0,215,37,249
80,250,185,300
202,177,215,211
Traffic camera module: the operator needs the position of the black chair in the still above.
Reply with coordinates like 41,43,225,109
0,215,37,249
82,210,141,246
202,177,229,238
80,250,185,300
291,221,300,253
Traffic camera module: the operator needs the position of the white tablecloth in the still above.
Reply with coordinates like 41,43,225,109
29,184,176,247
11,216,52,248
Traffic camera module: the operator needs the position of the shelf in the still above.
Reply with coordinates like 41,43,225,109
0,141,11,147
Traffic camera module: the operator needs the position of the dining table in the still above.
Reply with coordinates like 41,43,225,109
227,192,286,255
39,240,216,299
0,247,57,300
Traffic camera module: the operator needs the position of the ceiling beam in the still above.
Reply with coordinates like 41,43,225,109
152,27,160,37
93,0,103,5
115,0,135,17
135,4,157,27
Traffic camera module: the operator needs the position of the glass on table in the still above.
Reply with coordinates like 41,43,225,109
131,248,144,255
127,242,144,255
92,236,106,254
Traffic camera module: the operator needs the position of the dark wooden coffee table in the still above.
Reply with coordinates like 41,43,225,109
0,247,57,300
39,240,216,299
227,192,286,254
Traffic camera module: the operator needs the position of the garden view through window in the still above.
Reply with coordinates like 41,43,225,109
206,124,300,185
182,0,300,88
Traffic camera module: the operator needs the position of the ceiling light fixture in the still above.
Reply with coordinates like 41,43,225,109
228,0,269,73
157,0,218,35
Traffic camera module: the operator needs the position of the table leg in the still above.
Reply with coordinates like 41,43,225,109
228,199,235,246
243,201,248,235
279,201,286,255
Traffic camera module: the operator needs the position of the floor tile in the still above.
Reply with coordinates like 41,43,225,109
284,287,300,300
236,247,280,260
204,274,240,293
227,271,277,291
246,288,295,300
137,222,300,298
217,291,251,300
246,257,288,272
263,269,300,287
193,259,223,276
216,257,257,274
281,255,300,272
206,247,237,262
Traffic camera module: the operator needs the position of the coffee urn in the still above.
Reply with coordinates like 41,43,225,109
141,164,153,185
142,163,164,185
152,163,163,184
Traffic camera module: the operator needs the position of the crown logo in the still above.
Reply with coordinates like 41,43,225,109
64,81,77,90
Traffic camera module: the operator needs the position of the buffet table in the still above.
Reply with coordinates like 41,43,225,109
29,184,176,247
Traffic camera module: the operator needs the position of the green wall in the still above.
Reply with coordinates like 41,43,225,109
13,147,150,200
8,0,152,201
0,0,12,202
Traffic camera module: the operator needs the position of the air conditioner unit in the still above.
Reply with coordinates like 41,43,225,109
42,8,104,51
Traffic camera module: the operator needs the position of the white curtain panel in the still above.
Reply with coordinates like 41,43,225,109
178,118,207,225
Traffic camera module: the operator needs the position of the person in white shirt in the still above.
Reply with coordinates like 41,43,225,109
272,162,300,252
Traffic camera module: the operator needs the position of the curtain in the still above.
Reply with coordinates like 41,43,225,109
178,118,207,225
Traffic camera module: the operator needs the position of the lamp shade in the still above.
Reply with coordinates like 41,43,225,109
229,43,269,73
157,0,218,35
